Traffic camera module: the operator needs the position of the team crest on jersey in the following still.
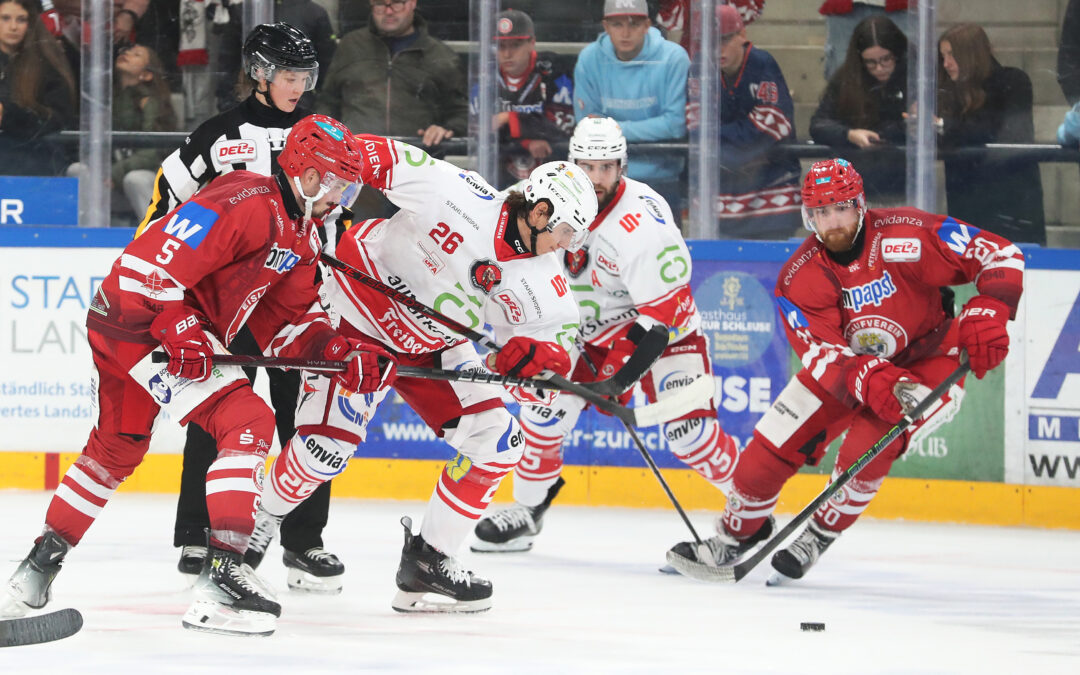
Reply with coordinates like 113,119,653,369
843,315,909,358
564,246,589,278
212,139,257,166
469,259,503,294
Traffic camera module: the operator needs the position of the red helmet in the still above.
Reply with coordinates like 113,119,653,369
801,158,864,208
278,115,364,184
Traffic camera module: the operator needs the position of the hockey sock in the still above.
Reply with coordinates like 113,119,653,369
423,453,516,553
512,418,566,507
665,417,740,496
813,470,885,533
44,455,121,546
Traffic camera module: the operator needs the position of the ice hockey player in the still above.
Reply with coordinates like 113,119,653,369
667,158,1024,583
471,116,739,553
242,138,598,613
0,115,396,636
138,23,350,593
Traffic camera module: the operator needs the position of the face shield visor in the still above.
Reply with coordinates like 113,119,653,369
249,55,319,92
320,171,362,210
546,220,588,252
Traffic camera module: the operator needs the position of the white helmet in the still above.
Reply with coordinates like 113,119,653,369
568,117,627,169
524,161,598,252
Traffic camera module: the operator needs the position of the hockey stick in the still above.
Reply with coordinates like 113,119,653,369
151,352,630,395
318,253,710,426
667,356,971,583
576,346,711,562
319,252,653,397
0,608,83,648
149,352,711,428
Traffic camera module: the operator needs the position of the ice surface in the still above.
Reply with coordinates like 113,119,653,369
1,490,1078,674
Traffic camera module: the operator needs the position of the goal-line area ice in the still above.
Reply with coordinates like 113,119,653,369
1,491,1077,672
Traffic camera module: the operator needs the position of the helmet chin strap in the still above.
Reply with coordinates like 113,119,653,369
293,175,330,230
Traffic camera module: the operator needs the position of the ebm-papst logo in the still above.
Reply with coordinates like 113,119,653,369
470,258,502,294
265,245,301,274
213,139,257,165
842,271,897,312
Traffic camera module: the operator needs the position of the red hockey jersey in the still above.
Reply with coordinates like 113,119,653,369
775,207,1024,408
87,171,333,356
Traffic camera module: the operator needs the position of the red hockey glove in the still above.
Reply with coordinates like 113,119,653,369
150,309,215,382
598,337,636,380
324,335,398,395
850,358,917,425
489,337,571,378
957,295,1010,379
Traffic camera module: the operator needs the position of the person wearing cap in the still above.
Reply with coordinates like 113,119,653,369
696,4,802,239
317,0,467,152
480,8,576,187
573,0,690,220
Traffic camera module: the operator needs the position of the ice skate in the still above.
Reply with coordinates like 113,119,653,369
177,545,207,577
243,507,284,569
1,531,71,619
472,477,564,553
283,547,345,594
392,516,492,614
665,517,774,581
182,546,281,637
766,520,839,586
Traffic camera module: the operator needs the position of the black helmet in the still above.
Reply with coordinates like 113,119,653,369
243,23,319,91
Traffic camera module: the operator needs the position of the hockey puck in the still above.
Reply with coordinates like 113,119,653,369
800,622,825,632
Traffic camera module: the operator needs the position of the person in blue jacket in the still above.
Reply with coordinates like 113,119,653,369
573,0,689,222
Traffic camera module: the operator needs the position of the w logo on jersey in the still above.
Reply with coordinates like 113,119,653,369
163,202,218,249
937,217,981,255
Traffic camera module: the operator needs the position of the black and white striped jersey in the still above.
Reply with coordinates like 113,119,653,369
137,95,311,233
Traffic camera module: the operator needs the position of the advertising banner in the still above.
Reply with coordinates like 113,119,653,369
0,177,78,226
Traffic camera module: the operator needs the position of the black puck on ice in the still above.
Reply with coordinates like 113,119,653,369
800,622,825,632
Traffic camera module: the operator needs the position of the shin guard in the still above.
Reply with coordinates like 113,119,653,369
45,455,122,547
665,417,740,496
512,417,566,508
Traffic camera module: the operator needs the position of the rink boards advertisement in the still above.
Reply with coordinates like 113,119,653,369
0,230,1076,495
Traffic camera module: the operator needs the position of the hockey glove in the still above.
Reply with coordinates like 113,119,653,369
489,337,571,379
850,358,917,425
150,309,215,382
324,335,398,395
957,295,1010,379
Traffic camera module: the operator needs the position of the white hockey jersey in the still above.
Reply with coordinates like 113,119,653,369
563,177,700,348
328,138,580,357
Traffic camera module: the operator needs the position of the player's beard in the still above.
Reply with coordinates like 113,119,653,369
820,228,857,253
596,184,617,212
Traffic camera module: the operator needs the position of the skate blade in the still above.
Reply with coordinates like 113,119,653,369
391,590,491,614
469,536,535,553
658,564,679,575
0,591,31,620
181,598,276,637
663,549,738,583
286,568,343,595
765,571,794,587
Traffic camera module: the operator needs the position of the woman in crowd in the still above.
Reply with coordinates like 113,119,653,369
810,14,908,204
0,0,77,176
937,23,1045,245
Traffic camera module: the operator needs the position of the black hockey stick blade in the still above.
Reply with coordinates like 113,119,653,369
666,357,970,583
0,608,83,648
583,324,669,397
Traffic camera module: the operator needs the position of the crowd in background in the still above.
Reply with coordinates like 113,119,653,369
2,0,1078,245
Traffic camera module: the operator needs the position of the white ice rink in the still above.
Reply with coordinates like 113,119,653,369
1,490,1078,674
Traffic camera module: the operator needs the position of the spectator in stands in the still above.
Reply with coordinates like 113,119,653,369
937,23,1046,245
481,8,575,188
0,0,77,176
317,0,467,153
819,1,910,82
657,0,764,53
214,0,335,111
574,0,689,221
704,4,801,239
810,15,907,204
1058,0,1080,105
111,44,178,217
